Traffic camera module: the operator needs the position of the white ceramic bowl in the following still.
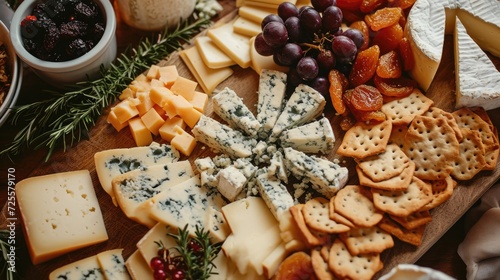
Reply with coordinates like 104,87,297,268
0,20,22,127
9,0,117,87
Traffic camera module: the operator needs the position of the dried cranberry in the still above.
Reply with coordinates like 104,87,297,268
74,2,98,20
60,20,88,38
66,38,89,58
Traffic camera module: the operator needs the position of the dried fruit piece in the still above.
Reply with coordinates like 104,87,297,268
337,0,363,11
328,69,349,115
340,115,357,131
344,89,387,123
351,84,383,111
376,50,402,78
372,23,404,54
349,20,370,51
275,251,314,280
349,45,380,87
365,7,403,31
374,75,416,97
398,37,415,71
388,0,417,9
360,0,387,13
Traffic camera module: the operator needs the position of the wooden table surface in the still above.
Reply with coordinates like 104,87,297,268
1,0,499,279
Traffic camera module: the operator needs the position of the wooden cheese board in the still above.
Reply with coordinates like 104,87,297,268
1,3,500,279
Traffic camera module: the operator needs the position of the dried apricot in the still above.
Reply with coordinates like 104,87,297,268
364,7,403,31
341,8,365,23
388,0,416,9
372,23,404,54
340,114,357,131
328,69,349,115
350,84,384,111
360,0,387,13
373,74,416,97
349,45,380,87
344,90,387,123
398,37,415,71
349,20,370,51
275,251,314,280
336,0,363,11
376,50,402,78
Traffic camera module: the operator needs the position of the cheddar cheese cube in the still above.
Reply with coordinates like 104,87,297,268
150,86,174,107
146,65,160,80
129,118,153,146
170,76,197,101
159,116,185,142
171,126,197,156
107,110,129,132
159,65,179,88
190,91,209,113
141,108,165,136
135,91,154,116
112,99,139,124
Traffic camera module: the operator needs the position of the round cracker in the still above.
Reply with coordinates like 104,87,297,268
303,197,350,234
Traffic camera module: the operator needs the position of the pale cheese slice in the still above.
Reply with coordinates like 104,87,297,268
233,15,263,37
238,5,276,24
125,250,153,279
136,223,177,266
96,249,131,280
207,19,252,69
195,36,236,69
49,255,104,280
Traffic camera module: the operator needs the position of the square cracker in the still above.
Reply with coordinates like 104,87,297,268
381,89,434,126
423,106,463,141
302,197,350,234
420,175,456,211
403,115,459,180
452,107,498,152
378,216,426,246
372,176,433,217
339,226,394,255
390,210,432,230
356,144,411,182
357,161,415,191
334,185,384,227
337,120,392,159
450,128,486,181
289,204,330,247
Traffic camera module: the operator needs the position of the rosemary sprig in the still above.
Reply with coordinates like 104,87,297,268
167,225,222,280
1,16,211,161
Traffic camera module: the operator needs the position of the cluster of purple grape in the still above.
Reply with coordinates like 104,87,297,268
254,0,364,95
149,240,204,280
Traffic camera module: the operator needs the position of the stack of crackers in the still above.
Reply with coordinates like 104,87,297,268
280,90,499,280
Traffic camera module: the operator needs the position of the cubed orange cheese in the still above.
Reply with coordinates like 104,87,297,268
162,101,178,119
112,99,139,124
159,65,179,88
135,91,154,116
128,118,153,146
169,95,202,128
171,126,197,156
129,80,151,93
134,73,148,83
150,86,174,107
159,116,185,142
119,87,135,100
141,108,165,136
153,105,168,120
190,91,208,113
150,78,164,87
170,76,197,101
181,107,203,128
146,65,160,80
107,110,129,132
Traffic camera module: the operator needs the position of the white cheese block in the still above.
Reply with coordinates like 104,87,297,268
249,36,289,74
96,249,131,280
136,223,177,266
212,87,261,137
125,250,153,280
256,69,287,139
406,0,500,104
204,206,231,243
233,16,262,37
207,19,252,69
146,176,226,235
49,254,104,280
94,142,179,205
194,156,216,173
111,161,195,227
238,5,276,24
216,165,247,201
16,170,108,265
195,36,236,69
279,117,335,154
284,147,349,198
192,115,257,159
255,168,295,221
269,84,326,142
454,17,500,110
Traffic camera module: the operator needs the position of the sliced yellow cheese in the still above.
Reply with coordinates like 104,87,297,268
179,47,233,94
140,107,165,136
233,16,262,37
170,76,197,100
136,223,177,266
190,91,209,113
158,65,179,88
111,99,139,124
159,116,185,142
238,6,276,24
249,36,289,74
171,126,197,156
128,118,153,146
195,36,236,69
107,110,129,132
207,20,252,69
125,250,153,279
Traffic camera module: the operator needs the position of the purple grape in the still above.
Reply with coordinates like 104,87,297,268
261,14,284,29
296,56,319,80
276,43,303,66
311,0,336,12
278,2,299,21
316,49,336,72
287,68,304,89
310,76,330,98
331,35,357,60
262,21,289,48
299,7,322,33
342,28,365,50
322,6,343,33
254,33,275,56
284,16,301,42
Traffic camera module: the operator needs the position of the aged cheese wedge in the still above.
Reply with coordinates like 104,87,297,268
96,249,130,280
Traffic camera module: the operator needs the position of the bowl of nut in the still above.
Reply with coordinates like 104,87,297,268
0,19,22,127
9,0,117,87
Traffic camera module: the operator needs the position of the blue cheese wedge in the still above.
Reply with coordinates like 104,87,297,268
268,151,289,183
269,84,326,143
255,168,295,221
204,206,231,244
96,249,131,280
284,147,348,198
94,142,180,205
111,161,195,227
212,87,261,137
279,117,335,154
217,165,248,201
256,70,287,139
192,115,257,159
49,254,104,280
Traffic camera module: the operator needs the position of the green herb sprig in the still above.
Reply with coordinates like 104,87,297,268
167,225,222,280
1,17,211,161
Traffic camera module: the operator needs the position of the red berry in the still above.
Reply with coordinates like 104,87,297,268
188,240,203,253
150,256,165,271
21,15,37,26
153,269,167,280
172,270,185,280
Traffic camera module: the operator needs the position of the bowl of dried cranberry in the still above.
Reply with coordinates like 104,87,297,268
9,0,116,87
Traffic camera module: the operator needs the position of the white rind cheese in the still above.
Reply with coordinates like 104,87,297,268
284,147,348,198
212,87,261,137
279,117,335,154
256,70,287,139
269,84,326,142
192,115,257,159
94,142,179,205
454,17,500,110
